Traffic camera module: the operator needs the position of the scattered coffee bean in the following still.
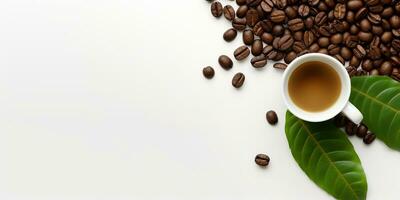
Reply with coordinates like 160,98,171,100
266,110,278,125
255,154,270,166
243,29,255,45
251,54,268,68
234,46,251,60
273,62,287,70
345,122,356,136
223,5,236,21
363,132,376,144
202,66,215,79
218,55,233,70
211,2,223,18
223,28,238,42
356,124,368,138
251,39,263,56
232,18,247,30
232,72,245,88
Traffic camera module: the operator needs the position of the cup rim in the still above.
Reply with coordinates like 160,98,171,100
282,53,351,122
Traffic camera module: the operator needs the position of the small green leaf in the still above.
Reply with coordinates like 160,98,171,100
285,111,367,200
350,76,400,150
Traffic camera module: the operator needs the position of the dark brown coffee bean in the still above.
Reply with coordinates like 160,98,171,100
368,13,381,25
379,61,393,75
355,8,368,21
318,26,331,37
236,5,249,18
251,54,268,68
232,72,245,88
334,54,345,64
293,31,303,41
371,36,380,47
382,7,394,19
369,4,383,13
287,18,304,32
393,39,400,51
266,110,278,125
327,44,340,55
298,4,310,17
293,41,306,53
363,132,376,144
365,0,379,6
261,33,274,44
271,25,284,36
234,46,251,60
314,12,327,26
300,49,312,55
359,19,371,32
202,66,215,79
273,0,287,9
358,32,373,42
380,44,391,57
218,55,233,70
353,44,366,59
243,29,254,45
318,37,329,47
390,16,400,29
392,68,400,81
340,47,352,60
253,22,264,36
393,29,400,38
347,0,363,10
237,0,247,5
259,20,273,32
304,17,314,29
325,0,335,8
391,56,400,67
273,62,287,70
346,11,355,23
345,35,358,48
271,10,286,23
261,0,274,13
262,45,273,55
309,43,320,52
345,122,356,136
350,56,361,67
285,6,298,19
252,39,263,56
330,33,343,45
362,59,373,71
350,25,359,34
318,2,328,11
356,124,368,138
382,19,391,31
303,31,315,47
223,28,238,42
247,0,262,7
372,26,383,36
224,5,236,21
255,154,270,166
272,37,280,49
373,59,383,68
334,4,346,19
284,52,297,64
232,18,247,31
381,32,393,44
246,9,259,27
367,46,381,60
278,35,294,50
266,50,278,59
211,2,223,18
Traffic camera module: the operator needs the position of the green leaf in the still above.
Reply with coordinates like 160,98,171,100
285,111,367,200
350,76,400,150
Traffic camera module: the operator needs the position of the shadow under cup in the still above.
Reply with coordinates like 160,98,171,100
282,53,351,122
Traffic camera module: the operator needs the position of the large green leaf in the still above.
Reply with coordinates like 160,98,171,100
285,111,367,200
350,76,400,150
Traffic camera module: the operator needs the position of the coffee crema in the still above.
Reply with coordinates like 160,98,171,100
288,61,341,112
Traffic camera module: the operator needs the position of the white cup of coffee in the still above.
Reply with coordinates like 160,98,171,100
282,53,363,124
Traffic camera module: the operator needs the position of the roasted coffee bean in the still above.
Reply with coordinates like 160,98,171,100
284,52,297,64
355,8,368,21
371,36,380,47
232,18,247,31
252,39,263,56
325,0,335,8
232,72,245,88
261,0,274,13
330,33,343,45
293,31,303,41
381,32,392,44
350,56,361,67
359,19,371,32
340,47,352,60
309,0,320,6
393,39,400,51
358,32,373,42
271,10,286,23
361,59,373,71
263,45,273,55
236,5,249,18
255,154,270,166
237,0,247,5
318,2,328,11
334,4,346,19
356,124,368,138
373,59,383,68
234,46,251,60
347,0,363,11
327,44,340,55
346,11,355,23
253,22,264,36
246,9,259,27
303,31,315,47
382,7,394,19
379,61,393,75
369,5,383,14
318,37,329,47
345,35,358,48
251,54,268,68
353,45,366,59
318,25,331,36
365,0,379,6
370,69,379,75
298,4,310,17
368,13,381,25
218,55,233,70
304,17,314,29
380,44,391,57
243,29,254,45
393,29,400,38
211,2,223,18
288,18,304,32
390,16,400,29
278,35,294,50
224,5,236,21
202,66,215,79
285,6,298,19
392,68,400,81
273,62,288,70
391,56,400,67
350,25,359,34
260,20,273,32
309,43,320,52
223,28,238,42
261,33,274,44
247,0,262,7
368,46,381,60
272,37,280,49
363,132,376,144
266,110,278,125
372,25,383,35
334,54,345,64
315,12,327,26
266,50,278,59
345,122,356,136
272,25,284,36
274,0,287,9
293,41,306,53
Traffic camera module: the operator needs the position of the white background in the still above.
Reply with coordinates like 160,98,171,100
0,0,399,199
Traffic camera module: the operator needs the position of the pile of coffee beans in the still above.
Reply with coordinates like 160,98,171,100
334,114,377,144
204,0,400,83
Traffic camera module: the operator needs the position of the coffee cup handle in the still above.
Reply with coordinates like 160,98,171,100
342,102,363,124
